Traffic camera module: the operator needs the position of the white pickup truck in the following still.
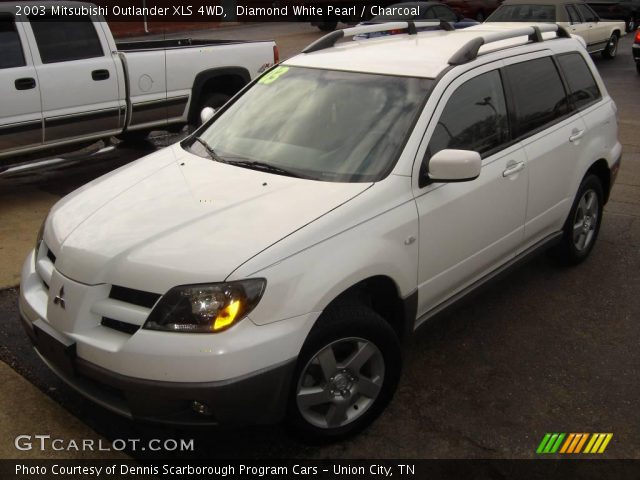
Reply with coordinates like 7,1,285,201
0,2,277,161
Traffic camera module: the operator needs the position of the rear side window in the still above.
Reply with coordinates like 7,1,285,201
566,5,581,23
0,14,26,69
576,3,597,21
29,15,103,63
557,53,602,110
505,57,569,138
427,70,509,158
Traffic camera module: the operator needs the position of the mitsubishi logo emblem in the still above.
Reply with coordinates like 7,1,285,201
53,286,66,309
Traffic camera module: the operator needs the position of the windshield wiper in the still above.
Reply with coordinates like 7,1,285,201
192,137,224,162
224,158,303,178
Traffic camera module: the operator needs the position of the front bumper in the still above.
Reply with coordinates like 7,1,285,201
19,250,316,426
22,311,294,426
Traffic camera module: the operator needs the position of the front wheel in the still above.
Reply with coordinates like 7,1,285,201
286,304,401,442
602,33,618,59
553,174,604,265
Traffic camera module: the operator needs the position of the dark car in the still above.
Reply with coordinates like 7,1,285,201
354,1,480,39
588,0,639,31
441,0,503,21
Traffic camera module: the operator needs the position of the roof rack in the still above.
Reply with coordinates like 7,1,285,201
448,24,571,65
302,20,454,54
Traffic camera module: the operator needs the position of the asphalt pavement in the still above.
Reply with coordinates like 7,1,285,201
0,24,638,460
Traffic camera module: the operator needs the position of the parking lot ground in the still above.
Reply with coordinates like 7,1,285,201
0,25,638,459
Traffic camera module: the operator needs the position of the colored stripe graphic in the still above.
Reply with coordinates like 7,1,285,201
537,433,613,454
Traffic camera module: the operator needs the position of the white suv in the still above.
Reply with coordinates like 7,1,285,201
19,22,621,440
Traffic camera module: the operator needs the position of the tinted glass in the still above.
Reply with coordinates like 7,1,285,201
427,70,509,159
557,53,601,110
576,3,596,21
565,5,581,23
434,5,458,21
487,4,557,21
505,57,569,137
194,67,431,183
0,15,25,69
30,15,103,63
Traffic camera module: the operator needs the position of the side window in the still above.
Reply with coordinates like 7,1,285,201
557,53,602,110
29,15,103,63
434,5,458,22
426,70,509,159
566,5,581,24
0,14,26,69
576,4,596,22
504,57,569,138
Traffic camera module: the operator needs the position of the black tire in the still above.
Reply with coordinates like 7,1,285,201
286,303,401,442
602,33,618,59
553,174,604,265
188,92,231,132
636,61,640,75
316,21,338,31
625,17,635,33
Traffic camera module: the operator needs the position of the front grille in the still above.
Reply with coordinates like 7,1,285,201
101,317,140,335
109,285,161,308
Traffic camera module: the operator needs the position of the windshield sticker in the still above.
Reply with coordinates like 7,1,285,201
259,66,290,85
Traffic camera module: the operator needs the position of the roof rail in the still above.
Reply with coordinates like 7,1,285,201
302,20,454,54
448,24,571,65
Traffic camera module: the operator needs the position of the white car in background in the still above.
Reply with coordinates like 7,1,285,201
20,21,621,440
485,0,626,57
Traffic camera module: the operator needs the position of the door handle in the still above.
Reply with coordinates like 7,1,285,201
503,160,525,177
15,77,36,90
569,129,584,142
91,69,110,81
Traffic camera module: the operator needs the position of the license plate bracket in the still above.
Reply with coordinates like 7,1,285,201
33,319,76,377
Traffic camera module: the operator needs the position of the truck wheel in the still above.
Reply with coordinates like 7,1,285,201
316,21,338,31
625,17,635,33
188,93,230,132
287,303,401,442
637,62,640,75
602,33,619,59
553,174,604,265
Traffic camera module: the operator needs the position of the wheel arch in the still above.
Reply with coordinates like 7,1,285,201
318,275,416,344
187,67,251,124
586,158,611,204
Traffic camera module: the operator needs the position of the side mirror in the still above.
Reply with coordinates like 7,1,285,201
427,149,481,182
200,107,215,125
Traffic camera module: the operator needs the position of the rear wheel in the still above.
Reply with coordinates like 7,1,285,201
188,92,231,132
287,303,401,442
602,33,619,59
553,174,604,265
636,61,640,75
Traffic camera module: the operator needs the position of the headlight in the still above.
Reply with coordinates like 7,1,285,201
35,216,46,257
143,279,266,333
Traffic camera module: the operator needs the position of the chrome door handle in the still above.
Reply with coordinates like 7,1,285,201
503,161,525,177
569,129,585,142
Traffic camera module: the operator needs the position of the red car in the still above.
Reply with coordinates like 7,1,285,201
441,0,503,20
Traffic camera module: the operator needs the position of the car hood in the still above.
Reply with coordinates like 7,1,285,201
46,145,371,292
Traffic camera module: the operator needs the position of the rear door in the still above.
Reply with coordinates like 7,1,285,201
23,14,123,145
0,13,42,156
502,53,588,251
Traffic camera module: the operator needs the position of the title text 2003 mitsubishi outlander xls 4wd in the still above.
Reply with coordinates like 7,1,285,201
20,21,621,441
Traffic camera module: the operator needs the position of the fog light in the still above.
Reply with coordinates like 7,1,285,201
191,400,213,416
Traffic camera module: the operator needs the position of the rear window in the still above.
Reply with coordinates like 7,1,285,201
557,53,602,110
505,57,569,137
487,4,557,21
0,14,25,69
30,15,103,63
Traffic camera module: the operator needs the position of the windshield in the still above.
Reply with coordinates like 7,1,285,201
487,4,557,22
187,66,432,182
